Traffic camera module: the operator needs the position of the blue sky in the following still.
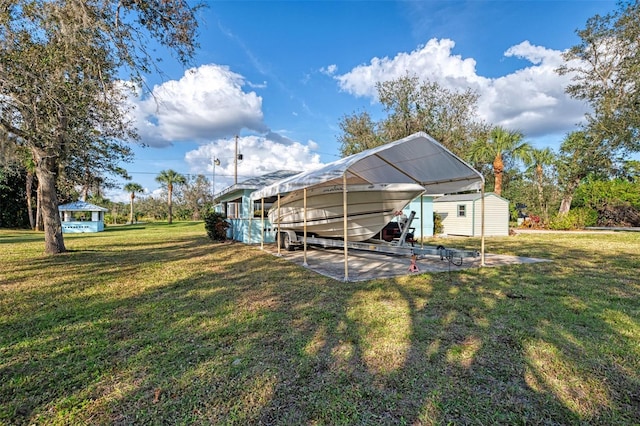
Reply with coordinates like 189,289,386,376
113,0,617,201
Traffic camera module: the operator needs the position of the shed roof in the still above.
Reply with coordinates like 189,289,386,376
251,132,483,200
58,201,109,212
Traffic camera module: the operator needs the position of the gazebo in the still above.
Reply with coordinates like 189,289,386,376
58,201,109,233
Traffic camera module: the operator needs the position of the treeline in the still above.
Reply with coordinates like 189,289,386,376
0,169,214,229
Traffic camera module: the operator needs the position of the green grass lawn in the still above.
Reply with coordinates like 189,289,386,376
1,223,638,425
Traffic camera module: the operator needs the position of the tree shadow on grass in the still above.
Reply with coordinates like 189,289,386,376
1,233,638,424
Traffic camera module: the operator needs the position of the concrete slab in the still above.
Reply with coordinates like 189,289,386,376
261,245,550,282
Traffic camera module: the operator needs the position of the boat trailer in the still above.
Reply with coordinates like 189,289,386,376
276,211,479,266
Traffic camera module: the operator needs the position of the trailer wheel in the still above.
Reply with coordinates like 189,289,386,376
282,232,294,251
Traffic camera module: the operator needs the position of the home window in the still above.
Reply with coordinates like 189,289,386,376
457,204,466,217
226,202,241,218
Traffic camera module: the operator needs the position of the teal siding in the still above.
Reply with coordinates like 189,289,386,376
62,221,104,233
402,196,435,238
227,217,278,244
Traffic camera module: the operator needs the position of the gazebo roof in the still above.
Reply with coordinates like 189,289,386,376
58,201,109,212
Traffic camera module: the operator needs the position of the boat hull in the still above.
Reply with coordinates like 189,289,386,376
268,183,425,241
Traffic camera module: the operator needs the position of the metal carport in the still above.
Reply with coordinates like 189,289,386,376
251,132,486,281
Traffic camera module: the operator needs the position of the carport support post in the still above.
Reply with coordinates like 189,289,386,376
420,194,424,248
343,174,349,282
260,198,265,250
276,194,281,256
303,188,308,266
481,184,486,267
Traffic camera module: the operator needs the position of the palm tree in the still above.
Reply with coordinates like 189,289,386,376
468,126,532,196
525,147,555,222
123,182,144,224
155,169,186,224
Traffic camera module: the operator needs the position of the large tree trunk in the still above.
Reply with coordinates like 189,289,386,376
558,177,581,215
493,154,504,196
167,185,173,224
559,195,573,215
34,154,66,254
26,171,35,230
35,181,43,231
129,193,135,224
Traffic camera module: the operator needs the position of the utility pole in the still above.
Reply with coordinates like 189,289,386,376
234,135,238,185
211,156,220,197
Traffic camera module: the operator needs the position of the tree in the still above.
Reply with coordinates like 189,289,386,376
156,170,187,224
0,1,202,254
0,166,30,228
556,130,613,214
338,75,487,157
337,111,382,156
136,195,169,221
0,129,36,228
378,75,488,157
621,160,640,182
525,147,556,222
468,126,532,196
123,183,144,225
557,0,640,156
179,174,212,220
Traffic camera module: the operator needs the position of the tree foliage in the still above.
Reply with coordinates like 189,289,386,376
523,147,556,222
338,75,487,158
0,166,30,228
557,0,640,156
573,177,640,226
556,130,614,214
178,174,213,220
0,0,203,253
338,110,382,156
468,126,532,196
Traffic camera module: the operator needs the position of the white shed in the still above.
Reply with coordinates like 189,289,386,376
434,192,509,237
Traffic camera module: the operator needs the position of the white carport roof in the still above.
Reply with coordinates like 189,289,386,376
251,132,483,200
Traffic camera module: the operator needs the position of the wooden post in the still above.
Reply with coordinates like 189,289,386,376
303,187,308,266
481,184,486,267
276,193,281,256
260,198,265,250
343,174,349,282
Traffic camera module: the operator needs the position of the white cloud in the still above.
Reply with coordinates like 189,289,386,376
335,39,486,98
131,64,268,147
479,41,588,137
321,64,338,76
334,38,590,139
184,134,323,193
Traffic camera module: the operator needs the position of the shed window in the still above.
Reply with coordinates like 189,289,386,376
457,204,466,217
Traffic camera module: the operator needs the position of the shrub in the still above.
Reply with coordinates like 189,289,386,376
203,211,230,241
548,208,598,230
433,212,444,234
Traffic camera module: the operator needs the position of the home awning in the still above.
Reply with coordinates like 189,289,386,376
251,132,483,200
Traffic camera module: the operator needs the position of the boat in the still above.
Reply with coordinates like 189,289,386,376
268,182,425,241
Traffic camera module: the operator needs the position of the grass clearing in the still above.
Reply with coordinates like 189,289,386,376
1,223,639,424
